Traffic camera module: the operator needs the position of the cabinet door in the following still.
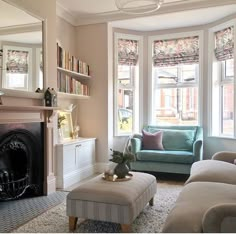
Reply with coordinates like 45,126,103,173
75,140,95,169
63,145,77,173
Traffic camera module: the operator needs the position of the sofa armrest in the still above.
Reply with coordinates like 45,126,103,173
212,151,236,164
202,203,236,233
193,139,203,161
131,137,142,154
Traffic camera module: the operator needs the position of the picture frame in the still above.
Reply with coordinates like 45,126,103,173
58,111,73,140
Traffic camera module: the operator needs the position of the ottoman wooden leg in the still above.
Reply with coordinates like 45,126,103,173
149,197,154,206
69,216,78,231
121,224,132,233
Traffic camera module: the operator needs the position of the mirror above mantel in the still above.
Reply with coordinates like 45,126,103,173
0,0,44,99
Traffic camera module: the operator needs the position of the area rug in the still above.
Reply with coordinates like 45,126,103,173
12,180,183,233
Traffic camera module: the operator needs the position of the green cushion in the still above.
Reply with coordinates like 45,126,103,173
131,138,142,154
136,150,194,164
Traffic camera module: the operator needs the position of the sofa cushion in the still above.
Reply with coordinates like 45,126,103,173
162,182,236,233
142,130,164,150
144,127,196,151
136,150,194,164
185,159,236,185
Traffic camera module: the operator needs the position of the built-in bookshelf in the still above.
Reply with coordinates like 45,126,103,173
57,43,91,98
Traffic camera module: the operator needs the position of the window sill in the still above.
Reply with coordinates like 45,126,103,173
207,135,236,140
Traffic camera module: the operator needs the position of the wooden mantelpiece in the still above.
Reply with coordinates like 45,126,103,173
0,105,59,195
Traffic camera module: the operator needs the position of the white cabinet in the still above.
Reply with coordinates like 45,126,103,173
55,138,96,189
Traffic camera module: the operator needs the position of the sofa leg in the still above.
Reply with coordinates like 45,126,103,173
121,224,132,233
149,197,154,206
69,216,78,231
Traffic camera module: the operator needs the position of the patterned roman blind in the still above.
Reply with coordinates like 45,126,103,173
214,26,234,61
6,50,29,74
153,36,199,67
118,39,138,66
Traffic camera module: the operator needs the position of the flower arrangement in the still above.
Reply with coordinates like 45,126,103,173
109,149,135,164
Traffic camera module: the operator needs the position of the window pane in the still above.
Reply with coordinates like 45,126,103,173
117,89,133,134
222,84,234,135
155,66,177,84
6,73,27,90
118,65,133,86
181,64,197,82
154,87,198,125
225,59,234,78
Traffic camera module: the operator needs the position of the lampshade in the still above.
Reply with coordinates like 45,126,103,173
115,0,164,14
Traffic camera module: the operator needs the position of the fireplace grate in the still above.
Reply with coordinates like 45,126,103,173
0,169,30,201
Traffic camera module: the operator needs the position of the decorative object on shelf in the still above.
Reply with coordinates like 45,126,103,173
0,90,4,105
58,111,73,141
72,125,80,139
35,88,43,93
115,0,164,14
109,149,135,179
44,87,57,107
58,114,66,143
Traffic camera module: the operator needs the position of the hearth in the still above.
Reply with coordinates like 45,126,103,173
0,123,44,201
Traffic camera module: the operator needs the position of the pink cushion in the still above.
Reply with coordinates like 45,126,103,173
234,159,236,165
142,130,164,150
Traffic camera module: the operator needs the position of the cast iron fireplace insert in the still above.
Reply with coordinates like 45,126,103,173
0,123,44,201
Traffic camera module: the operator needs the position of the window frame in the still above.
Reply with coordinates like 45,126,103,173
2,45,32,91
148,31,204,126
208,20,236,138
114,33,143,137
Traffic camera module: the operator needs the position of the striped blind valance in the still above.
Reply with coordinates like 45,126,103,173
118,39,138,66
214,26,234,61
6,50,29,74
153,36,199,67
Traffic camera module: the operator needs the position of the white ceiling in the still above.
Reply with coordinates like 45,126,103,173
56,0,236,30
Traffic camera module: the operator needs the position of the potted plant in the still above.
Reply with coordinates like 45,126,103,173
109,149,135,179
57,114,66,142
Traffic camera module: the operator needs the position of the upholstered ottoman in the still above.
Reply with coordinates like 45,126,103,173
66,171,157,232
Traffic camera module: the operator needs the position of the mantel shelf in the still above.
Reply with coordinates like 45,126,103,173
0,105,59,111
57,67,91,80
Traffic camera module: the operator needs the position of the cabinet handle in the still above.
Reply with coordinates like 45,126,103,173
75,144,82,148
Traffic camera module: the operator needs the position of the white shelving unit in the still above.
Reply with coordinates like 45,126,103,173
55,137,96,189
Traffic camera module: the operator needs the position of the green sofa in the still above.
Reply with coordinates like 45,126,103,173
130,125,203,174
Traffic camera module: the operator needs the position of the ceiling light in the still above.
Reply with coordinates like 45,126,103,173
115,0,164,14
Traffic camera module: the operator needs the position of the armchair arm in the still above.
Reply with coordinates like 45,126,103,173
212,151,236,164
202,203,236,233
193,127,203,162
131,136,142,155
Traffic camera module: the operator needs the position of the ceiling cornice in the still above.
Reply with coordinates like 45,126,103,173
56,0,236,27
56,2,77,26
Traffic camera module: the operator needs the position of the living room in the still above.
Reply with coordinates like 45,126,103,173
0,0,236,232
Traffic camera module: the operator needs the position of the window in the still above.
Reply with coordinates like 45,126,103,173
2,45,32,91
150,34,201,126
211,26,234,137
36,48,43,90
114,34,142,136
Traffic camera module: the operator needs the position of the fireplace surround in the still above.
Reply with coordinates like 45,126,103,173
0,105,57,197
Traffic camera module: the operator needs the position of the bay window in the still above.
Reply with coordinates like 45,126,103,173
211,26,235,137
150,34,201,126
114,33,142,136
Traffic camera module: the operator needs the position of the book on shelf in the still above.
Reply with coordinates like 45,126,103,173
57,43,90,76
57,71,89,96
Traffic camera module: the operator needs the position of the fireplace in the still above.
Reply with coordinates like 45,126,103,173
0,123,44,200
